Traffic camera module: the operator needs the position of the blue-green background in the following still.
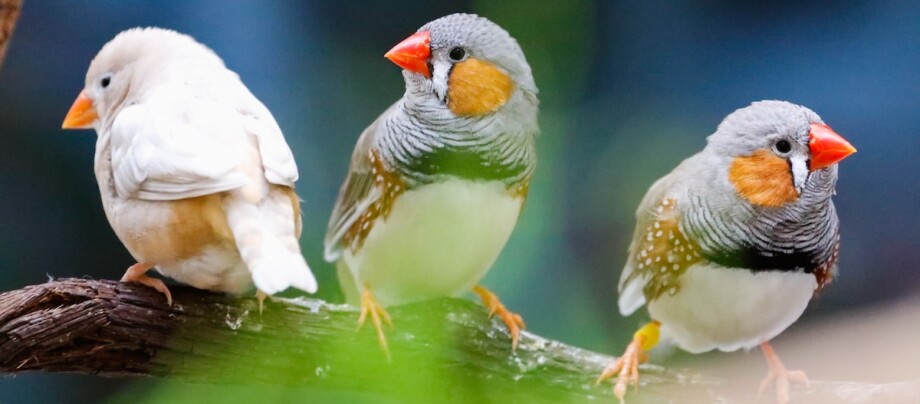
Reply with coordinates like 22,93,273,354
0,1,917,402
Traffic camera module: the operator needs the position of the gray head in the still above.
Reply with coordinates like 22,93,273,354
62,27,226,130
705,100,856,202
384,13,538,118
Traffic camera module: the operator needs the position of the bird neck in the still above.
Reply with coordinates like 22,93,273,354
682,169,839,274
377,96,537,188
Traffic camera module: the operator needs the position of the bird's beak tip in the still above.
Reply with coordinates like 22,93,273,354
385,31,431,78
61,90,98,130
808,123,855,171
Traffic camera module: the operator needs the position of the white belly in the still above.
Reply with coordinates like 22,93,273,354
341,179,522,306
647,263,817,353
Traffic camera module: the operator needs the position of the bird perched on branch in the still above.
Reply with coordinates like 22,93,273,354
598,101,856,403
324,13,539,356
61,28,316,305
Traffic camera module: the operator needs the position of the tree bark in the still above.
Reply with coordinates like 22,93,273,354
0,278,916,403
0,0,22,72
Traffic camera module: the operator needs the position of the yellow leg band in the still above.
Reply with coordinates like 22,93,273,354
633,320,661,351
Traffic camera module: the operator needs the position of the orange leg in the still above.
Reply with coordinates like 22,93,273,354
121,262,172,305
473,285,526,350
358,287,393,361
759,342,809,404
597,321,660,403
256,290,269,315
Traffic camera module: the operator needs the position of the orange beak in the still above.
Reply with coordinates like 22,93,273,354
809,123,856,171
61,90,98,129
384,31,431,78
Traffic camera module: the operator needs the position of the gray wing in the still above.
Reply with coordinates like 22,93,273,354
323,109,392,262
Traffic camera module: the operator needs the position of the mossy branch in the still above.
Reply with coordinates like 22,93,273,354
0,278,915,403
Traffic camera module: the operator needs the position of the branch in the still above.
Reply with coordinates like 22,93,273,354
0,279,914,402
0,0,22,72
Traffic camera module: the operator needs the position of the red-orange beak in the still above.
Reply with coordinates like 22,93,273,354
61,90,98,129
384,31,431,78
809,123,856,171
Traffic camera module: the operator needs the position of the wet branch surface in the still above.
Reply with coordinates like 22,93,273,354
0,278,916,403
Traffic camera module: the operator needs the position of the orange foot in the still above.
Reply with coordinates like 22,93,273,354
759,342,809,404
473,285,526,350
121,262,172,305
358,287,392,360
597,321,660,403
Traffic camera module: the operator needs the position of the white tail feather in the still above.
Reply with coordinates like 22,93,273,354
224,192,317,295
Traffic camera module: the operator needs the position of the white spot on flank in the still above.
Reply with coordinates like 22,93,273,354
645,258,652,265
655,230,663,237
654,222,661,229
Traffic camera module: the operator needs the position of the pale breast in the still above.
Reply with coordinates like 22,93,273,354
341,179,523,306
647,262,817,353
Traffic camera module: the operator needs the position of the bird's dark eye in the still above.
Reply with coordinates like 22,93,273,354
448,47,466,61
775,140,792,154
101,77,111,88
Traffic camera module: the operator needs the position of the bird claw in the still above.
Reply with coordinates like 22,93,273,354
597,337,644,403
358,287,392,361
121,262,172,305
256,290,269,315
473,285,525,350
759,342,808,404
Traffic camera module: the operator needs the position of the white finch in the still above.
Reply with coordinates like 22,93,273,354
62,27,316,304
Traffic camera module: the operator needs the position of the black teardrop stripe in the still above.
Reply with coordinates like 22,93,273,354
703,245,820,274
404,147,527,182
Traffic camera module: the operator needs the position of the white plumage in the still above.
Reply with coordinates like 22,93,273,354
67,27,315,296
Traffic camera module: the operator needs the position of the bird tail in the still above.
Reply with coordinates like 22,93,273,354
224,188,317,295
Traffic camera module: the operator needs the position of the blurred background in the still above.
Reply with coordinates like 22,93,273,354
0,0,917,402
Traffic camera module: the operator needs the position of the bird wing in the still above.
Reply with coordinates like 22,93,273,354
237,93,299,188
108,85,297,201
616,165,688,316
323,106,397,262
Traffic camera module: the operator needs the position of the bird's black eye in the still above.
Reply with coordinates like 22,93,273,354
775,140,792,154
101,76,111,89
448,47,466,61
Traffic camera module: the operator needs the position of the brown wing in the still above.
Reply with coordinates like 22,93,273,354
323,118,382,262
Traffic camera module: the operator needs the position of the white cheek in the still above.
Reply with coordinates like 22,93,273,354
790,155,809,193
432,60,451,101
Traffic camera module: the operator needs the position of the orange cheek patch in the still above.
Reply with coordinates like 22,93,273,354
448,57,515,117
728,149,799,208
